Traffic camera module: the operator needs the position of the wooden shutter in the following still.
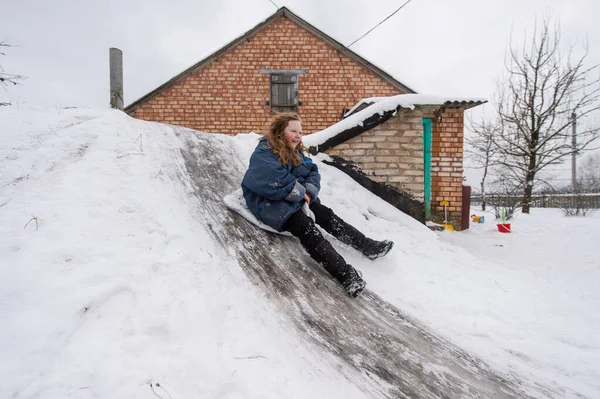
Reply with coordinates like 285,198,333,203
271,74,298,113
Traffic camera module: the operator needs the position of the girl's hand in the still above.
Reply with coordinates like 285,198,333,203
304,193,311,203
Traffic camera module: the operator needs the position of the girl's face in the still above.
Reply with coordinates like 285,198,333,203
283,120,303,149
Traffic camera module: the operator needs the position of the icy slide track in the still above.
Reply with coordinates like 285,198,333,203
178,130,530,399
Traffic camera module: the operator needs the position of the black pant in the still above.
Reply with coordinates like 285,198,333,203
282,202,368,281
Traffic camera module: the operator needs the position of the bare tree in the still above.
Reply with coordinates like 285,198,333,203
493,15,600,213
465,118,501,210
486,167,523,220
0,42,25,89
578,153,600,190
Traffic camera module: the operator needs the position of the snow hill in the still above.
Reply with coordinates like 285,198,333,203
1,106,598,398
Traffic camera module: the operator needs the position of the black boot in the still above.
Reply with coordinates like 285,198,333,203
361,240,394,260
339,265,366,297
307,241,366,297
311,203,394,260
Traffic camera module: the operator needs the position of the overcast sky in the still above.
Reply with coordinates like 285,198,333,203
2,0,599,184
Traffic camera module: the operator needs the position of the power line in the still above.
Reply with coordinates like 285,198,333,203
268,0,280,10
347,0,414,48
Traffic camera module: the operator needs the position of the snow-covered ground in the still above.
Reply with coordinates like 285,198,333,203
1,106,599,398
434,207,600,397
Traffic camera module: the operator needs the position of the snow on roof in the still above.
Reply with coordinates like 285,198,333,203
302,94,487,149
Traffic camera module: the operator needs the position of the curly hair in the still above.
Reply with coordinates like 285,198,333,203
266,113,306,167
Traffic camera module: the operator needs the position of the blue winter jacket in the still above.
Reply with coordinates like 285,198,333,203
242,137,321,231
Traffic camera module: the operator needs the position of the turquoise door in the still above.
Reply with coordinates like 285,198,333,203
422,118,432,219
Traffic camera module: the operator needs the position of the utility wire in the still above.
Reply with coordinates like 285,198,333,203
336,51,357,104
268,0,280,10
347,0,414,48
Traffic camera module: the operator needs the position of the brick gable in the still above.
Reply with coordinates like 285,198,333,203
129,17,405,135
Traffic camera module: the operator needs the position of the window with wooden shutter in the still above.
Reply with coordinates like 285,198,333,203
270,73,298,113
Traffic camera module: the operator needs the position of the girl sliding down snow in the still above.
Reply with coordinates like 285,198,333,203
241,114,394,297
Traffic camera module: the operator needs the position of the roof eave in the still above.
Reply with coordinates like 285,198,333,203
442,100,487,110
312,99,488,153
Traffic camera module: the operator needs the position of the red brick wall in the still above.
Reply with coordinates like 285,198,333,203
129,17,404,135
429,108,465,228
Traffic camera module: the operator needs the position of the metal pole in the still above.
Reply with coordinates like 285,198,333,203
571,112,577,192
109,48,124,110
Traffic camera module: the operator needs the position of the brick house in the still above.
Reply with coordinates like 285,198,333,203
124,7,414,134
125,7,485,230
303,96,485,230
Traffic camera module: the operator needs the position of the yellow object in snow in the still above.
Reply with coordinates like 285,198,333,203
441,200,454,232
442,223,455,232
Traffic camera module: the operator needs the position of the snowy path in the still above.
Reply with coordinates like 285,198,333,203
178,131,533,398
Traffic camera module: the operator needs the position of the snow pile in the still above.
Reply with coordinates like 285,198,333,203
0,107,368,399
1,106,598,398
302,94,486,149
